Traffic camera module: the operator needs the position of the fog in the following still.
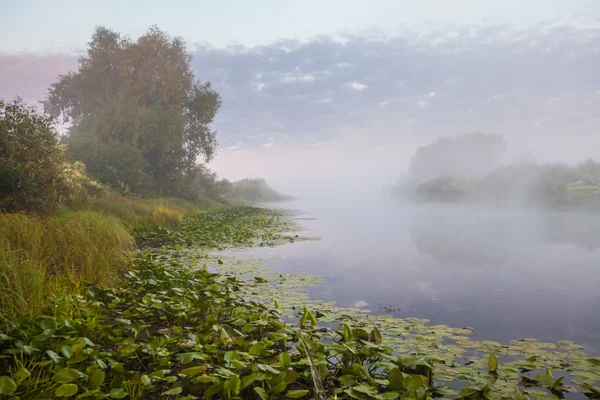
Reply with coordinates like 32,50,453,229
2,0,600,338
3,12,600,197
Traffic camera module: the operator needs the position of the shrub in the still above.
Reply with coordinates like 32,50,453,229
0,98,66,214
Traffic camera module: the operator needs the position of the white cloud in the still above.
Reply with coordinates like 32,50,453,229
347,81,368,90
261,142,274,148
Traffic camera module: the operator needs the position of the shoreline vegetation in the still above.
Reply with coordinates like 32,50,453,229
1,205,600,399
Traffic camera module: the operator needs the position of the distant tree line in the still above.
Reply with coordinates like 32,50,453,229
394,133,600,212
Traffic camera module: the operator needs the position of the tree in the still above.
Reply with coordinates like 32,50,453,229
44,26,221,193
408,133,506,183
0,98,66,214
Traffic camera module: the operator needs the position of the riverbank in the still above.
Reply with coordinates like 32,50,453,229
1,205,599,399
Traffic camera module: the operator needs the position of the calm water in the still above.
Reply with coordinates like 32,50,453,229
225,195,600,354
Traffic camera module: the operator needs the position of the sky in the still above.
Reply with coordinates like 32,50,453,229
1,0,600,193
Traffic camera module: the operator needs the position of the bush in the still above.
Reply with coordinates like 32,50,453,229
0,211,134,319
64,134,153,194
0,98,66,214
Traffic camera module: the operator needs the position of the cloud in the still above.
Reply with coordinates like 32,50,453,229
347,82,368,90
2,22,600,184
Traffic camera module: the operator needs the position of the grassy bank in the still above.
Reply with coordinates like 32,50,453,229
0,196,218,322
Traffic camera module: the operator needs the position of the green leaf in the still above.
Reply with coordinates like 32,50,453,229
89,370,105,387
180,366,206,377
109,387,128,399
387,368,404,390
61,345,74,359
285,389,309,398
40,317,58,331
217,259,224,265
47,350,61,363
340,323,351,342
240,373,257,390
274,299,280,309
193,375,214,384
279,352,291,368
488,353,499,373
55,383,79,397
163,386,182,395
0,376,17,396
249,342,263,356
551,376,564,390
254,387,269,400
225,374,241,395
77,389,100,398
269,381,287,395
220,328,232,345
370,327,382,344
52,368,81,383
299,307,308,328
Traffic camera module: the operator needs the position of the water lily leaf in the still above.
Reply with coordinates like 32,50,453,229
77,389,100,398
241,373,257,389
109,388,128,399
339,323,351,342
40,317,58,331
387,368,404,390
221,328,232,345
61,345,74,359
353,384,377,394
52,368,81,383
55,383,78,397
370,327,382,344
286,389,309,398
488,353,499,373
163,386,182,395
254,386,269,400
283,370,298,384
224,374,241,395
279,352,292,368
249,343,263,356
0,376,17,396
89,370,105,387
47,350,61,363
193,375,214,384
180,366,207,377
269,381,287,394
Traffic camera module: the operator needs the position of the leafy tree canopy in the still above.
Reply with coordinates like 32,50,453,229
44,26,221,193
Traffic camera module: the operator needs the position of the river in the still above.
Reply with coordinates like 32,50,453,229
223,195,600,354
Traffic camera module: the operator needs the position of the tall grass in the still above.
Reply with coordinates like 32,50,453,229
72,196,219,231
0,212,134,320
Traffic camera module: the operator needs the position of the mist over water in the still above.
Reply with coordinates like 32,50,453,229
223,194,600,353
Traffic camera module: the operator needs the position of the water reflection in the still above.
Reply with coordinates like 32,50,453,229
224,199,600,354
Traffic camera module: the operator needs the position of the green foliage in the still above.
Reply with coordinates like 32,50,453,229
406,159,600,212
0,254,435,399
64,134,152,194
138,206,297,248
0,98,66,214
0,211,134,320
224,178,295,203
44,26,221,194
